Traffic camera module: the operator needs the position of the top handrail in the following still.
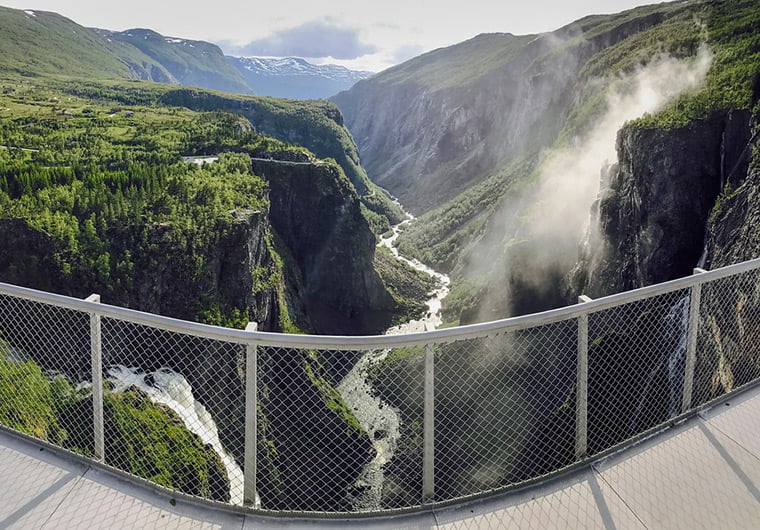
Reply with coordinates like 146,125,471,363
1,256,759,350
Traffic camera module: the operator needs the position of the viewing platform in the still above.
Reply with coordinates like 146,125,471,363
2,381,760,528
2,257,760,527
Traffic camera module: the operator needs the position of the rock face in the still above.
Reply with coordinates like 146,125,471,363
569,109,760,448
0,160,386,511
0,210,280,330
331,10,677,214
160,89,371,194
253,158,397,334
99,28,253,95
575,111,753,298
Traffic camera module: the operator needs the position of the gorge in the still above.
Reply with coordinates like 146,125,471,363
1,0,760,515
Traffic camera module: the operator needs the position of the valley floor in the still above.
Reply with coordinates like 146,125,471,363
3,380,760,528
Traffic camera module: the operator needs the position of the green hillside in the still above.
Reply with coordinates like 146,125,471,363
104,28,252,94
0,6,251,94
336,0,760,323
0,7,132,79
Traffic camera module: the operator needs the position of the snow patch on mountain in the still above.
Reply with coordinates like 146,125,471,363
236,57,372,81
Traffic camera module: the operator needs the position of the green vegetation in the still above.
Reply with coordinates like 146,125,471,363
0,82,271,322
373,246,440,324
0,349,67,443
395,159,533,273
392,0,760,323
374,33,537,92
632,0,760,128
0,7,132,80
0,348,230,501
158,88,404,231
303,357,364,435
106,29,251,94
101,389,229,500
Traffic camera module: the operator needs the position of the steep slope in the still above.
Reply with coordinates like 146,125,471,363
336,0,760,324
0,7,133,79
360,1,760,506
0,81,406,511
159,88,404,230
332,2,696,214
229,56,372,99
102,29,253,94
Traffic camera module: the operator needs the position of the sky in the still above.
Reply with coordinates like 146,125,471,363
2,0,663,72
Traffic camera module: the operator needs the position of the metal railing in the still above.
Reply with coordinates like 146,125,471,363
1,257,759,515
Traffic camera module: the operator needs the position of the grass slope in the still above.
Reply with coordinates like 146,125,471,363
0,7,130,79
106,29,252,94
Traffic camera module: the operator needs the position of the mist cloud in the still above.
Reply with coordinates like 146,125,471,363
469,46,713,318
228,20,378,59
531,45,713,243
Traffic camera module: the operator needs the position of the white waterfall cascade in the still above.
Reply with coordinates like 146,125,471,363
107,365,246,506
665,295,691,416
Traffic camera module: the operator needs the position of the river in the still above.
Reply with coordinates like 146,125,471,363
101,207,450,510
338,209,451,510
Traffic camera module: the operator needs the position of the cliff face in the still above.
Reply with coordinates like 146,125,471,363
575,111,753,298
160,89,404,230
160,90,369,193
0,210,280,330
0,179,378,512
569,110,760,437
331,8,681,214
253,158,397,334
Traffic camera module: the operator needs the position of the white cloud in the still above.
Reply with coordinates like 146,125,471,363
1,0,665,71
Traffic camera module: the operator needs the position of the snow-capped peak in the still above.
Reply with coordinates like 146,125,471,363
234,56,373,81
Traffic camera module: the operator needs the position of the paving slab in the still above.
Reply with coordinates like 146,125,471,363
0,439,86,529
3,384,760,529
41,465,244,530
596,413,760,529
433,468,643,530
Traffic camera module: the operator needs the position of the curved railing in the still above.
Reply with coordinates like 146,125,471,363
1,257,760,516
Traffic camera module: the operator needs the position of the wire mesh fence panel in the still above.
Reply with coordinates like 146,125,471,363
361,344,425,510
693,267,760,408
256,346,375,512
587,288,690,456
3,258,760,516
0,293,93,456
100,317,245,505
434,320,577,502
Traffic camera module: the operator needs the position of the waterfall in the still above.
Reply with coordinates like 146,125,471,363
107,365,246,506
665,295,690,416
628,294,690,433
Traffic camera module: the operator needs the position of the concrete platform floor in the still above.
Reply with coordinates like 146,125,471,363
2,385,760,529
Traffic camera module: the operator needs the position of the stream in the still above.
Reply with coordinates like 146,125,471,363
338,210,451,510
79,207,449,509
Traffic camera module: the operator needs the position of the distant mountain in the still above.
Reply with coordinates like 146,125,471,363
228,56,373,99
0,6,370,99
97,28,253,94
0,6,151,80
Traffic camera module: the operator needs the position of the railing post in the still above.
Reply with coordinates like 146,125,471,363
576,295,591,461
682,268,706,413
423,341,435,503
86,294,104,463
244,322,259,508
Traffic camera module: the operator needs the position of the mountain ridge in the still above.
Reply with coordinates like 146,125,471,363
228,56,373,99
0,5,370,100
